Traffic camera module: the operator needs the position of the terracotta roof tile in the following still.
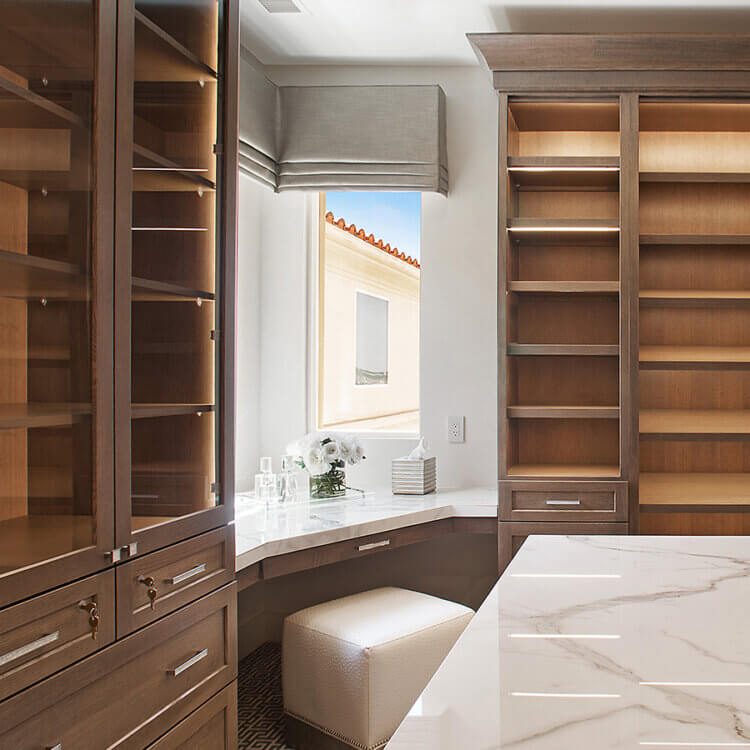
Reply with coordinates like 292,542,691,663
325,211,420,269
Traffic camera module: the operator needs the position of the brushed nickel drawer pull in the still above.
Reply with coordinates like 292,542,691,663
358,539,390,551
546,499,581,506
166,563,207,585
168,648,208,677
0,631,60,667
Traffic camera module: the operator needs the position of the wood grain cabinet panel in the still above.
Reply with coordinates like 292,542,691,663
0,584,237,750
147,682,238,750
116,525,234,636
0,570,115,702
499,481,628,522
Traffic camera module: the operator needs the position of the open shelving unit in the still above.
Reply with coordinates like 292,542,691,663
502,99,625,479
638,100,750,530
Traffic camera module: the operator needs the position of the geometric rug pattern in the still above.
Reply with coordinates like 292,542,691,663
238,642,291,750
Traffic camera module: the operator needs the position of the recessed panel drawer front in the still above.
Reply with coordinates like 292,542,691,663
146,682,238,750
116,525,234,636
0,570,115,702
499,481,628,522
0,584,237,750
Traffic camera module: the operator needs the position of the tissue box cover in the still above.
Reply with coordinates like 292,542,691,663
392,456,437,495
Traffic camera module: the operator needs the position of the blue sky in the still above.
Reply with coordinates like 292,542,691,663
325,192,421,261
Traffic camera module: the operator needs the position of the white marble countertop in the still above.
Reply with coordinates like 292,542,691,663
234,487,497,571
388,534,750,749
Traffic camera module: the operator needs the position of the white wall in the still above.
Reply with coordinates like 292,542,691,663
237,65,498,491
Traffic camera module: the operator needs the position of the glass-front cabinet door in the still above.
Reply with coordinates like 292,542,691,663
0,0,115,606
115,0,231,557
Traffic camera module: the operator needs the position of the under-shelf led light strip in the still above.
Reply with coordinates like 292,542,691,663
507,167,620,172
507,227,620,232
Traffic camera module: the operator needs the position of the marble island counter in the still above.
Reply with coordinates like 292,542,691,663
234,487,498,571
387,534,750,749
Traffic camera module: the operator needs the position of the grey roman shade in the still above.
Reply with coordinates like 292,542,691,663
238,69,448,194
238,56,279,189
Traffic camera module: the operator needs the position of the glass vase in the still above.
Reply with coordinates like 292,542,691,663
310,467,346,499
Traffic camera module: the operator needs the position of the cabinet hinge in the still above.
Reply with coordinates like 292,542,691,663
210,329,217,342
213,143,223,155
211,482,220,495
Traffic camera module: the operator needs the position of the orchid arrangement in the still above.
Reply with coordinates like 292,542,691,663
287,432,366,498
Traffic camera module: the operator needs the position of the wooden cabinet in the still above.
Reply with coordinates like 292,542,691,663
473,33,750,544
116,525,235,636
0,0,116,609
0,0,239,742
0,584,236,750
147,682,238,750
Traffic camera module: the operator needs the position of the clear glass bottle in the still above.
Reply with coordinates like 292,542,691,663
277,455,298,503
254,456,277,503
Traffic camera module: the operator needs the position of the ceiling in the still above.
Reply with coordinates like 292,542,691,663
240,0,750,67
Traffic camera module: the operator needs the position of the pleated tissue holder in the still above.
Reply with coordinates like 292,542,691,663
392,438,436,495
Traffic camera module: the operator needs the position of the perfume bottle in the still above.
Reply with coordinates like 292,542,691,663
277,455,298,503
254,456,277,503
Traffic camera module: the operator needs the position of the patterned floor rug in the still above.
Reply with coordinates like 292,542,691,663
238,642,291,750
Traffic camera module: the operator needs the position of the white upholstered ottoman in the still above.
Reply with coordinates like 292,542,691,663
282,587,473,750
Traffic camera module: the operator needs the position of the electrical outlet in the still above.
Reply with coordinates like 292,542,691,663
447,416,465,443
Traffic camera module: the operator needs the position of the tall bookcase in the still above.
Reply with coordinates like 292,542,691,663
471,33,750,567
0,1,239,745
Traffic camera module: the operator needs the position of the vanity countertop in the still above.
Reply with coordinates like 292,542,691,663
234,487,497,571
387,534,750,749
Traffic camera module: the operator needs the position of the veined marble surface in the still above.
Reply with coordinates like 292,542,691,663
388,534,750,749
234,487,497,571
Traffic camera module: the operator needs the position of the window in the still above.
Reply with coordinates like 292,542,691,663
356,292,389,385
316,192,420,434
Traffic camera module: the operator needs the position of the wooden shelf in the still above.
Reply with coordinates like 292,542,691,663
0,249,86,300
641,234,750,245
508,218,619,232
134,9,217,82
641,171,750,183
509,344,619,356
509,281,619,294
0,70,86,129
640,473,750,508
508,157,619,188
133,143,215,190
508,406,619,419
640,289,750,306
640,345,750,369
132,277,214,302
508,464,620,478
640,409,750,439
0,403,92,430
131,404,214,420
0,515,95,575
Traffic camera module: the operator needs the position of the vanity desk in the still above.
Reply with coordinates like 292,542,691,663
232,489,499,654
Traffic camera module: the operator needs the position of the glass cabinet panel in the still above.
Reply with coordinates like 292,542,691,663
128,0,221,536
0,1,97,576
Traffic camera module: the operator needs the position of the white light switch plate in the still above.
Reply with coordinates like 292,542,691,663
447,416,465,443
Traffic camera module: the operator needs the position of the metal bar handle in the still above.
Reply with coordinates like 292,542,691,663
358,539,390,552
546,499,581,506
0,631,60,668
165,563,207,585
168,648,208,677
46,744,62,750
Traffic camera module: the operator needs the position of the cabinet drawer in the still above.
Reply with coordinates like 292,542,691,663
116,526,234,636
147,682,238,750
0,583,237,750
499,481,628,522
0,570,115,702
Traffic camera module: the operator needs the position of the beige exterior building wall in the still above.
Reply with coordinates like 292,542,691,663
320,220,420,432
